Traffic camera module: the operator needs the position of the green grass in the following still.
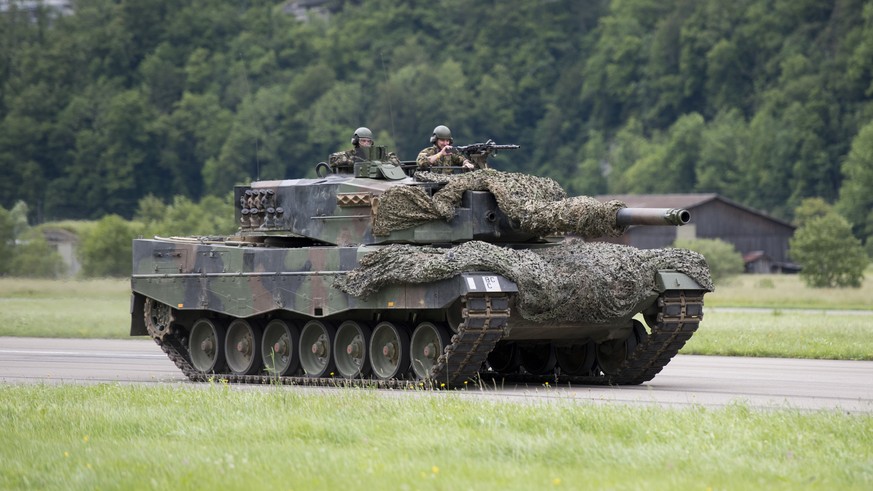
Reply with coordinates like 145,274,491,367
1,277,871,490
0,384,870,490
0,278,130,338
681,310,873,360
706,271,873,310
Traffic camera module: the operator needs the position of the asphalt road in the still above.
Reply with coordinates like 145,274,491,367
1,336,871,413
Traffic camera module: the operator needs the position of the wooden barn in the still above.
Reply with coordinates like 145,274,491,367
595,193,798,273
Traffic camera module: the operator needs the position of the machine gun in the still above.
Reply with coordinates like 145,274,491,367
447,139,520,169
453,139,519,158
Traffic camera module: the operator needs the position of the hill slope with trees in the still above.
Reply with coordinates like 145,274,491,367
1,0,871,250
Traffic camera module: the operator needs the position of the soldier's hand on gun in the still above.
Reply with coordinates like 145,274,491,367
462,160,474,170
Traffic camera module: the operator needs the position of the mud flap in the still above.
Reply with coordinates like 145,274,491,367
130,293,147,336
654,271,709,292
458,273,518,295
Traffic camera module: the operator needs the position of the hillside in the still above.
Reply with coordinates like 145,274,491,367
1,0,871,246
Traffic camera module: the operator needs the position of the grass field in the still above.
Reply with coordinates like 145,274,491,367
2,277,872,489
0,384,870,490
682,309,873,360
705,271,873,310
0,278,129,338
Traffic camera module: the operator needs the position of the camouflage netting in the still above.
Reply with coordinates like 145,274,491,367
334,239,713,323
372,169,628,238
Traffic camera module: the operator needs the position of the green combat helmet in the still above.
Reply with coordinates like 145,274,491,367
352,127,373,146
130,137,712,388
430,125,453,144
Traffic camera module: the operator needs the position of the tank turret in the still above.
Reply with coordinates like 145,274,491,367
231,161,694,247
130,145,712,388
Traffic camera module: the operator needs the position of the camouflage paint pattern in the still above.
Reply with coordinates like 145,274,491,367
131,238,518,335
132,163,711,361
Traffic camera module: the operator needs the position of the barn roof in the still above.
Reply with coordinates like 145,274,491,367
595,193,795,229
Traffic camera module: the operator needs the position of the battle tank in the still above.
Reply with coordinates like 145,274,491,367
130,144,713,388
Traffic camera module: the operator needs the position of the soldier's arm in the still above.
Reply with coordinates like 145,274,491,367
451,153,474,169
328,151,347,169
416,148,434,168
386,152,402,166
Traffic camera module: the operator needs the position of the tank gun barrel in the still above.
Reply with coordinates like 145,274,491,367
616,208,691,226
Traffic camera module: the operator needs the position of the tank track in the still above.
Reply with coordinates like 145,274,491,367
482,290,705,386
153,292,510,389
152,290,701,389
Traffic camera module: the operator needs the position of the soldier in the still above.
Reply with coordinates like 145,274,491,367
329,127,402,173
416,125,474,174
329,127,373,171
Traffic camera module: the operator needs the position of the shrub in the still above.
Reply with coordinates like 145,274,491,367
136,193,235,237
673,238,744,285
9,235,67,278
78,215,144,277
790,214,868,288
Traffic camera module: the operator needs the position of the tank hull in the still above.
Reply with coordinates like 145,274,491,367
131,239,519,322
131,236,708,387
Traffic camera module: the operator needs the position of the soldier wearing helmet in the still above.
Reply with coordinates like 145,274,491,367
350,126,374,148
416,125,474,174
329,127,400,172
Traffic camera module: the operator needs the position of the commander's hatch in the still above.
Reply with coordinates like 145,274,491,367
353,146,407,180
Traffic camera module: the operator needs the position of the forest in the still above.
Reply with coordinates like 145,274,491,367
1,0,872,249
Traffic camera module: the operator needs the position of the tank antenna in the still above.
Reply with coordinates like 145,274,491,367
236,41,259,180
380,51,396,140
255,138,260,181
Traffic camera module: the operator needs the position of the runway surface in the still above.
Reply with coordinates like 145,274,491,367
2,336,871,413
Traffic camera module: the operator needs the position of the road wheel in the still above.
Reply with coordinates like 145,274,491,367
225,319,263,375
555,342,596,376
410,322,451,380
369,321,410,380
300,320,336,377
188,318,227,374
333,321,371,379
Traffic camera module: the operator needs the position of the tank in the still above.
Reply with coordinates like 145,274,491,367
130,145,713,388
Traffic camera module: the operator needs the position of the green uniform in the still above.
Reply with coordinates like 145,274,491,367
416,145,466,174
330,148,401,171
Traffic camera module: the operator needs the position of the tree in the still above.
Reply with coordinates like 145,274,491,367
695,109,749,198
0,201,34,275
372,60,474,160
0,206,14,275
673,238,744,285
152,91,233,199
9,201,30,241
836,121,873,245
150,195,235,237
9,234,67,279
793,197,833,227
621,112,704,193
204,84,294,191
134,194,167,225
307,81,368,160
602,118,652,193
789,202,868,288
741,110,797,219
136,193,235,237
78,214,143,277
3,0,873,231
567,130,608,196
